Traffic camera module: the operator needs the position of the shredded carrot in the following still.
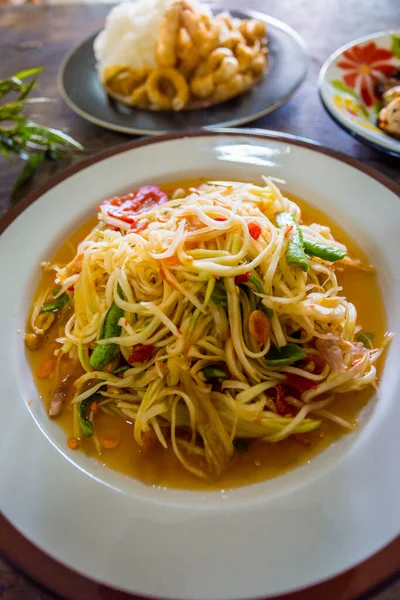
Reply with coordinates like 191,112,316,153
162,255,180,267
160,266,179,290
68,437,80,450
68,254,83,274
37,358,54,379
284,224,294,238
100,435,120,449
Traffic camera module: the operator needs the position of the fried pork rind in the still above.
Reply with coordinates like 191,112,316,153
102,2,268,111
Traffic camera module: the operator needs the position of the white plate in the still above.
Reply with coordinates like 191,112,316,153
1,131,399,600
319,30,400,157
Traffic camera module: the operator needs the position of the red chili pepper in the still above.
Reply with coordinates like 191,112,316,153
235,272,250,285
214,217,227,222
275,384,290,415
100,186,168,225
128,344,155,364
285,373,317,393
68,286,74,292
248,222,262,240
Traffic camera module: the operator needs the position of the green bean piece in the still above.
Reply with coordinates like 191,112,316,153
265,342,306,367
304,240,346,262
276,212,309,272
210,279,227,306
41,293,69,313
233,439,248,452
77,396,94,437
89,301,124,370
202,366,229,379
356,331,374,349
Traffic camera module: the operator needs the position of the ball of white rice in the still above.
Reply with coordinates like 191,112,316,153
94,0,212,79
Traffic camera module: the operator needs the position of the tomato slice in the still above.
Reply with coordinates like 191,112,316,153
285,373,317,393
99,185,168,225
275,384,290,415
235,272,250,285
128,344,155,364
248,222,262,240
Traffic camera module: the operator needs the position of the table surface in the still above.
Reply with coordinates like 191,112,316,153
0,0,399,598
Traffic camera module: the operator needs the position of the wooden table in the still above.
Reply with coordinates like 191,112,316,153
0,1,399,598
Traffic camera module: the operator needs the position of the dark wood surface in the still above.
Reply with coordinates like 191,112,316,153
0,1,399,598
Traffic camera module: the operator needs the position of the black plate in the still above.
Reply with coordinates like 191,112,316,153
58,8,308,135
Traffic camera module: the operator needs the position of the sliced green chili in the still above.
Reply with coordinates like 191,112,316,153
41,293,69,313
202,366,229,379
233,439,248,452
304,240,346,262
77,396,94,437
276,212,309,272
210,279,227,306
356,331,374,349
90,301,124,370
265,342,306,367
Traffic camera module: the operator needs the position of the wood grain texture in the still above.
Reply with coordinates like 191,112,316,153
0,0,399,598
0,0,399,214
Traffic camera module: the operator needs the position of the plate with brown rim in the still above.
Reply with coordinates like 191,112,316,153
58,8,309,135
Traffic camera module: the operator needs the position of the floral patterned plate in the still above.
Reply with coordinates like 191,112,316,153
318,30,400,157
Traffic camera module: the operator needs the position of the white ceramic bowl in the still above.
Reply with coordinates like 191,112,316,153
0,131,399,600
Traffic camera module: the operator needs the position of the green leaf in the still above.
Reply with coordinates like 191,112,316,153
0,134,29,159
23,122,83,150
0,102,25,120
40,291,69,313
202,366,229,379
265,343,306,367
0,141,11,161
330,80,358,98
356,331,374,350
18,76,38,101
1,67,82,191
391,35,400,59
14,67,45,80
210,280,227,306
248,273,263,293
0,78,23,98
14,154,44,190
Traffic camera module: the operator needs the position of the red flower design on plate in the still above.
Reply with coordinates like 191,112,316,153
337,41,396,106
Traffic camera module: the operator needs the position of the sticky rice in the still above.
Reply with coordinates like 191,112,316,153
94,0,212,77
